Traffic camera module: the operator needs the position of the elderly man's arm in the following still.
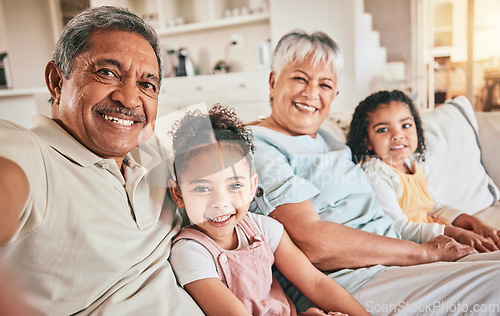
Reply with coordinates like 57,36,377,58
270,200,475,271
0,157,29,244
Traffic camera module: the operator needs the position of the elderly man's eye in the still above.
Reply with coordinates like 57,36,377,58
97,69,116,77
140,81,157,92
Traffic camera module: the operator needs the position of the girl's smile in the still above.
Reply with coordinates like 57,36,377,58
206,214,234,224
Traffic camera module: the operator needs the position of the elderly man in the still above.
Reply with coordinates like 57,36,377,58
0,6,202,315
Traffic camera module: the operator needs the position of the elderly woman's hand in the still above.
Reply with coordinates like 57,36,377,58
422,235,476,262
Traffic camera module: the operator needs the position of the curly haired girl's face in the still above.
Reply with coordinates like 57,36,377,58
366,101,418,173
174,148,258,250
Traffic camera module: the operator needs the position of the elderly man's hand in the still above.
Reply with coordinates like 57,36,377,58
422,235,476,262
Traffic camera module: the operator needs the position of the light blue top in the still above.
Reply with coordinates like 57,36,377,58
249,125,400,297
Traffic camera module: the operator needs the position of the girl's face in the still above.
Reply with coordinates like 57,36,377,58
170,147,258,250
268,56,339,138
366,101,418,173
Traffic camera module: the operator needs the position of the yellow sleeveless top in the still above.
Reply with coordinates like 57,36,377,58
391,162,435,223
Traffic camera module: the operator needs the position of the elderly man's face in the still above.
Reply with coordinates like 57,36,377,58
50,29,160,161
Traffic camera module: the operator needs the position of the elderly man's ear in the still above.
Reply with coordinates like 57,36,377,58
45,61,64,105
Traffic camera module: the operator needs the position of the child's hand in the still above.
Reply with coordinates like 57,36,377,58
299,307,348,316
445,225,498,253
452,214,500,248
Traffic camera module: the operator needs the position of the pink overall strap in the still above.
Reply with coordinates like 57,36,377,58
237,215,263,243
173,227,228,285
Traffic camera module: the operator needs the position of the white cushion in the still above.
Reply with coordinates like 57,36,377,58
420,96,500,214
475,111,500,188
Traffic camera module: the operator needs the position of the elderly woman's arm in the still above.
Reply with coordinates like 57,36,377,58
270,199,474,271
0,157,29,244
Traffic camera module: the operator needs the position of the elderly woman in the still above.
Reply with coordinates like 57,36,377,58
248,30,500,313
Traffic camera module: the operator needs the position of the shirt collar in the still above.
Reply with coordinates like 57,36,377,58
30,114,167,173
30,115,102,167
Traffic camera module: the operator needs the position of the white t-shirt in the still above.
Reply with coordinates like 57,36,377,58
170,212,284,287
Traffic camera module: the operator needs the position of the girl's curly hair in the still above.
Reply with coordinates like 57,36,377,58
170,104,255,179
346,90,426,164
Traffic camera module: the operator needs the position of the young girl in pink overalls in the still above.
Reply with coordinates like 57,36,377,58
168,105,369,316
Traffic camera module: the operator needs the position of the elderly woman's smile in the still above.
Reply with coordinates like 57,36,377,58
292,101,317,112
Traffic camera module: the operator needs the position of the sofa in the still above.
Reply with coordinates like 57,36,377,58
321,95,500,227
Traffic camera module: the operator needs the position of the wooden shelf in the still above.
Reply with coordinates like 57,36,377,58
157,12,269,36
0,87,47,97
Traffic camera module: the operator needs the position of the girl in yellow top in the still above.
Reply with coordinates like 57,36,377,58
347,90,500,252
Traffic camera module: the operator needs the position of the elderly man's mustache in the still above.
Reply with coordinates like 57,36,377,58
92,104,147,123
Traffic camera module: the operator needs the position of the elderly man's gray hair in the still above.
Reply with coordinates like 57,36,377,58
52,6,162,83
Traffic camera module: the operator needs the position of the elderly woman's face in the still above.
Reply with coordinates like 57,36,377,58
269,56,338,137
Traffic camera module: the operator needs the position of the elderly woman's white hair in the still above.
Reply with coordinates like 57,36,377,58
271,29,344,80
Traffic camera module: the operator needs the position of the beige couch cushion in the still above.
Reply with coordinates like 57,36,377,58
420,96,500,214
320,116,348,143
